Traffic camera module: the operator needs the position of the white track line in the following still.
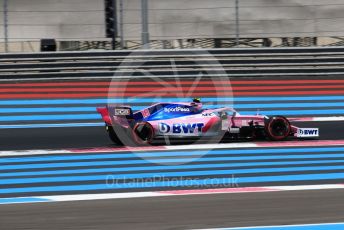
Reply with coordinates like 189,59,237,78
313,116,344,121
1,184,344,205
0,149,73,157
2,140,344,157
290,116,344,122
192,222,344,230
0,122,103,129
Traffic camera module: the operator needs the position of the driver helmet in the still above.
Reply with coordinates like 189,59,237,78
191,98,202,110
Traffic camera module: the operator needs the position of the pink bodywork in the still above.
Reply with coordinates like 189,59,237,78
98,102,298,137
138,103,297,137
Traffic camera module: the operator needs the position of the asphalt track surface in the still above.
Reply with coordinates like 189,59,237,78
1,189,343,230
0,120,340,150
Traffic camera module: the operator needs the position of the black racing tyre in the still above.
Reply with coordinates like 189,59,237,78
132,122,154,145
265,116,291,141
106,126,123,145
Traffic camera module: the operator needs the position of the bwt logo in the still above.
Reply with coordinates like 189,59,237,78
298,128,318,136
159,123,204,134
164,107,190,113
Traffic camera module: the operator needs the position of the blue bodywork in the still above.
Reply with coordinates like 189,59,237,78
133,103,202,122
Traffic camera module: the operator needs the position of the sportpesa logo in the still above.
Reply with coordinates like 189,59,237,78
164,107,190,113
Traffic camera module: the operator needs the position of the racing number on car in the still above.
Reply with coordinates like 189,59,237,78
142,109,150,118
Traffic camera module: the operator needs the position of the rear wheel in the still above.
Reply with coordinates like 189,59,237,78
265,116,291,141
106,125,123,145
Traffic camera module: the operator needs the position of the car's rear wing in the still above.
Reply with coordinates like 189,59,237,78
97,106,134,125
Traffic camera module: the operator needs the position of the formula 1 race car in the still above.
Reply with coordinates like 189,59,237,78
97,98,319,145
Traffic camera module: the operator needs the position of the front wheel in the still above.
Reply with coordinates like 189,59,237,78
265,116,291,141
132,122,155,145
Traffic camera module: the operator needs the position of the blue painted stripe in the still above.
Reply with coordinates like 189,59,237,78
234,102,344,109
2,159,344,178
0,197,50,204
2,102,344,113
0,96,344,105
1,172,344,194
1,165,344,185
131,107,344,115
0,107,98,113
219,223,344,230
239,109,344,116
0,108,343,121
228,96,344,102
2,153,344,171
2,147,344,164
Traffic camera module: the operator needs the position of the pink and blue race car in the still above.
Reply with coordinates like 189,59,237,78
97,99,319,145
